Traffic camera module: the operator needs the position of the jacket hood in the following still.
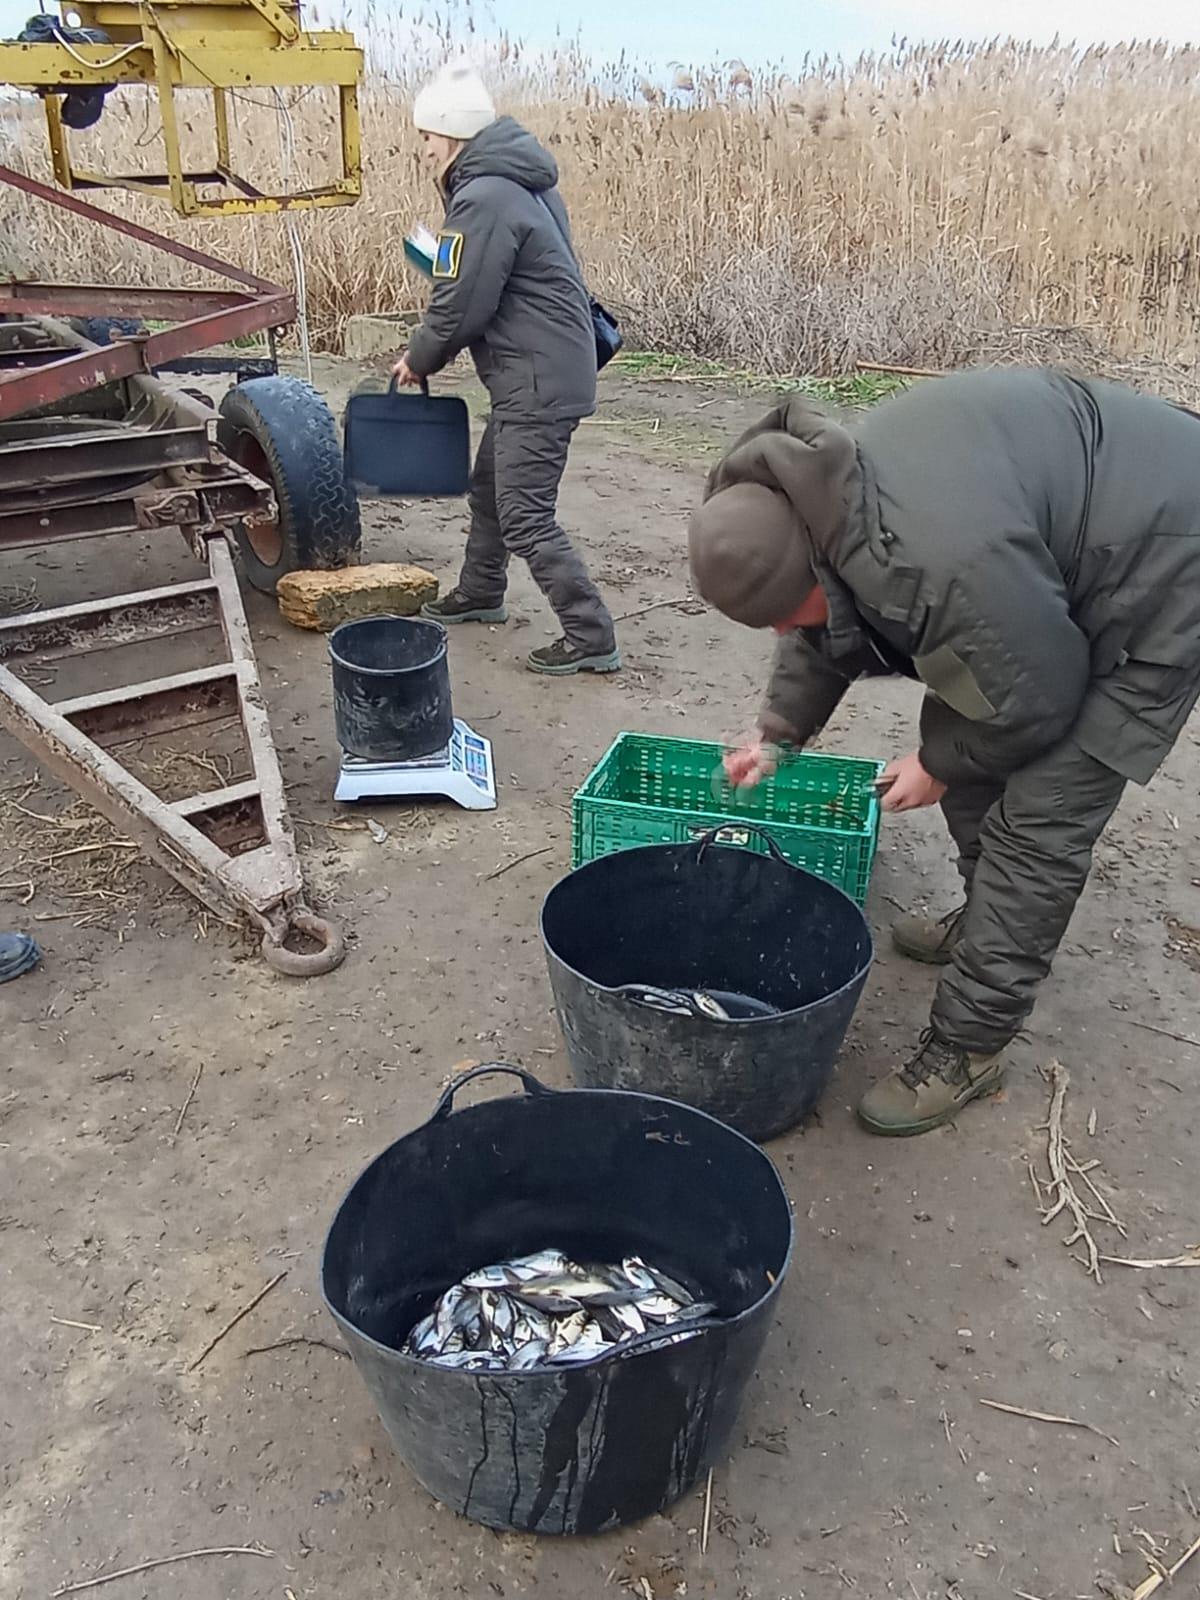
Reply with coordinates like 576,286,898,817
449,116,559,193
691,396,859,628
705,395,858,552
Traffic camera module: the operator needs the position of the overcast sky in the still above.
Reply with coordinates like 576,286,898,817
0,0,1195,65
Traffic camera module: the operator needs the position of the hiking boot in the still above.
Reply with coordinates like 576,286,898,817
858,1030,1005,1136
422,589,507,625
526,638,622,676
0,932,41,984
892,903,967,965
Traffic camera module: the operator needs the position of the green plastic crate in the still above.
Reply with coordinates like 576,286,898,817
572,732,884,905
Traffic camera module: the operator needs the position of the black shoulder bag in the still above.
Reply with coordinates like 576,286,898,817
538,195,623,370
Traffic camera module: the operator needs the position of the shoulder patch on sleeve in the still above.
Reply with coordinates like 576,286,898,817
432,231,464,280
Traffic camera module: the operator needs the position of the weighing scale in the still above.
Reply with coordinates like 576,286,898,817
334,718,497,810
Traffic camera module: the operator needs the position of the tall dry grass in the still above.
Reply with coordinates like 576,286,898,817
3,11,1200,378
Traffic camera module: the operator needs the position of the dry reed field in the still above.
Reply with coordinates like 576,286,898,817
2,6,1200,381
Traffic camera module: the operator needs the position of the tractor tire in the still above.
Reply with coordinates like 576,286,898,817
217,375,361,596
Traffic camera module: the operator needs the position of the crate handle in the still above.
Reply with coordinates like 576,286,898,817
693,822,790,866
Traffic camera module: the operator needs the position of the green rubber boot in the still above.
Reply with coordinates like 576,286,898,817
858,1031,1006,1136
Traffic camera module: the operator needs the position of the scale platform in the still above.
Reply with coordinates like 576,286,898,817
334,719,497,810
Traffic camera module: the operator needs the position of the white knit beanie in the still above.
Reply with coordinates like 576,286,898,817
413,63,497,141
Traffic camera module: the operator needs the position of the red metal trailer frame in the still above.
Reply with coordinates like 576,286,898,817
0,166,344,975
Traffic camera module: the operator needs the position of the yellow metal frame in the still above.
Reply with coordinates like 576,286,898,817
0,1,363,216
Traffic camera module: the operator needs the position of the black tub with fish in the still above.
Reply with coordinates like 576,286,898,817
541,826,874,1142
322,1065,792,1535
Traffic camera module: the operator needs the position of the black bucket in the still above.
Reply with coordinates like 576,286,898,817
321,1065,793,1536
541,827,874,1142
329,614,453,762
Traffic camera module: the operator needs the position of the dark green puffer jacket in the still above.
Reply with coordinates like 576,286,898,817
406,117,596,423
714,368,1200,1051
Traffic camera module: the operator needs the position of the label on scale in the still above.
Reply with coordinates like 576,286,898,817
334,719,497,810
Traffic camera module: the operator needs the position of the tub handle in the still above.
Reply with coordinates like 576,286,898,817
694,822,789,866
432,1062,551,1120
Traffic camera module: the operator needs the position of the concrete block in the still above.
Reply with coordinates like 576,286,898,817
343,313,419,361
277,562,438,632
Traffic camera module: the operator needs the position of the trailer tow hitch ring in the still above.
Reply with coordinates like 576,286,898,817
260,906,346,977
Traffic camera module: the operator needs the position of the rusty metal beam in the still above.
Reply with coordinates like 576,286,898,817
0,466,271,552
0,346,85,370
173,777,262,819
0,424,212,492
204,537,299,905
0,541,303,921
0,480,260,550
57,664,239,747
0,579,219,661
0,295,294,420
173,780,266,854
0,492,188,549
0,283,253,320
0,166,283,292
0,166,294,420
0,656,257,923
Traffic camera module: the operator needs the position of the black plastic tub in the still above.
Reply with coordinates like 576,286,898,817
321,1065,793,1536
541,828,874,1142
329,614,452,762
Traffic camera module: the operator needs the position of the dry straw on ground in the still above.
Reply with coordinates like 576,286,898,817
3,11,1200,381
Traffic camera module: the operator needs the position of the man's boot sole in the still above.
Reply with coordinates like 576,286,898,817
857,1069,1006,1137
421,602,508,625
525,649,622,677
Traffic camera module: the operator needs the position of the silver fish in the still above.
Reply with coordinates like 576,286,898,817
517,1305,554,1342
409,1249,717,1372
510,1339,550,1370
620,1257,659,1295
512,1288,584,1316
428,1348,505,1370
693,991,732,1021
547,1325,613,1365
463,1264,528,1291
479,1289,516,1335
406,1310,440,1355
672,1299,717,1322
627,1328,703,1356
517,1270,647,1309
596,1302,646,1340
639,1293,688,1323
507,1250,571,1275
643,1263,696,1305
434,1284,480,1346
463,1250,570,1290
548,1310,589,1356
512,1312,555,1351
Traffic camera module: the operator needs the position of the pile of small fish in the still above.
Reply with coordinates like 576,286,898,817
403,1249,717,1372
614,984,781,1021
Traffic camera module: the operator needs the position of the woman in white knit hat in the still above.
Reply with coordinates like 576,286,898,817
394,63,620,675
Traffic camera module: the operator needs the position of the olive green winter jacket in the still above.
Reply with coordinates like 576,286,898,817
732,368,1200,783
709,368,1200,1051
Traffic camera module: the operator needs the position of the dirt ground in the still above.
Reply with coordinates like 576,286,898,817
3,358,1198,1600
